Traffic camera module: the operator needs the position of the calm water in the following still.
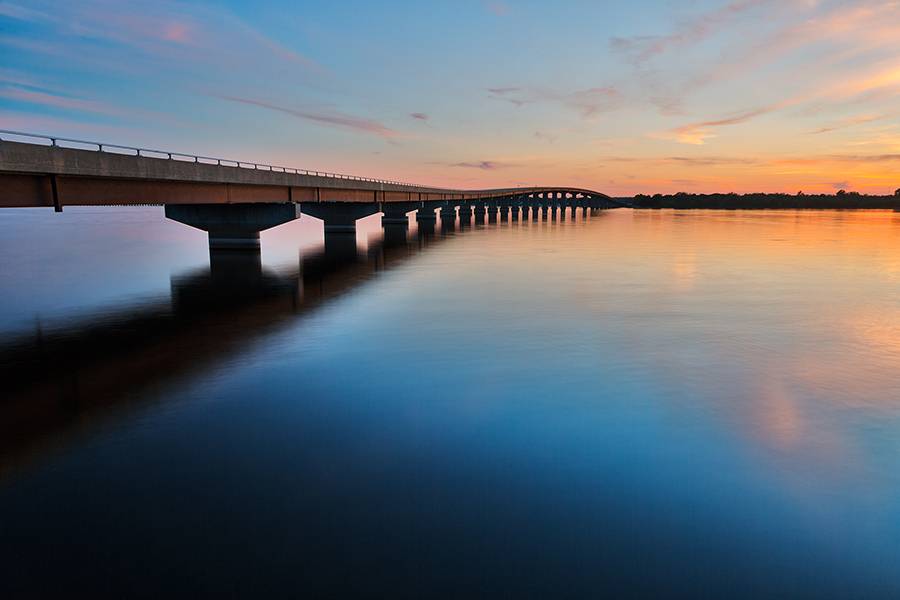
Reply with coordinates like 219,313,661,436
2,207,900,597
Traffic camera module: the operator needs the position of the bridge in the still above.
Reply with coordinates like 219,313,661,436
0,131,625,250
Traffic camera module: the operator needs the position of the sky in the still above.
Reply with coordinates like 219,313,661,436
1,0,900,195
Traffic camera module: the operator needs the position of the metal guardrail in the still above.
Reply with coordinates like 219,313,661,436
0,129,425,188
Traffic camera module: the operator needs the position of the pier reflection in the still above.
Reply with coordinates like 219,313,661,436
0,222,449,479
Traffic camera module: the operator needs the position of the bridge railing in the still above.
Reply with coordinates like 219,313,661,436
0,130,426,189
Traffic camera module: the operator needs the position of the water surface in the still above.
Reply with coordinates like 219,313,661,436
2,207,900,597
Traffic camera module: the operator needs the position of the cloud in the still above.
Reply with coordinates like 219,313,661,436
0,85,116,114
0,1,53,22
410,112,429,121
810,114,885,135
610,0,772,64
0,82,169,122
485,1,510,16
449,161,509,170
782,154,900,165
666,156,760,166
487,85,621,117
0,1,323,75
598,155,760,167
665,104,781,144
534,131,557,143
218,95,399,139
568,87,621,117
487,87,529,107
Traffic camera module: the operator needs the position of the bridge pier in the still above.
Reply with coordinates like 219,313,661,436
458,203,472,227
381,201,419,226
473,203,485,225
382,221,410,246
416,204,439,223
165,203,300,251
301,201,380,233
439,205,457,232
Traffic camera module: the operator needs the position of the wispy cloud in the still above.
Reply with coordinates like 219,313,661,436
599,155,760,167
664,104,780,144
488,87,529,107
485,1,510,16
810,114,885,135
410,112,429,121
0,1,53,22
217,95,398,139
487,85,621,117
487,87,521,95
0,1,323,76
449,161,509,170
0,80,171,123
1,85,117,114
610,0,772,64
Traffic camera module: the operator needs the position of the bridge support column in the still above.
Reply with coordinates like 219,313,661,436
301,202,380,233
416,204,439,223
439,205,457,232
165,203,300,251
458,203,472,227
382,201,419,226
473,203,485,224
382,221,410,246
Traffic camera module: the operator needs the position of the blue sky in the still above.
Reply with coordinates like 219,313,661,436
2,1,900,193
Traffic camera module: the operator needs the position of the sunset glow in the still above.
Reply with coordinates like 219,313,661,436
2,0,900,194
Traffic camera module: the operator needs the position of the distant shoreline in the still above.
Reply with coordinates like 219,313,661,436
623,192,900,210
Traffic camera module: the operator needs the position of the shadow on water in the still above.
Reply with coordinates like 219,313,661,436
0,218,452,480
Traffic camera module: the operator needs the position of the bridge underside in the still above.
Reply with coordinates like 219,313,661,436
0,139,625,253
1,172,620,252
0,171,618,210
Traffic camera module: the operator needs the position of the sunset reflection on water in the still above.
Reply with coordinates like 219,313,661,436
1,207,900,597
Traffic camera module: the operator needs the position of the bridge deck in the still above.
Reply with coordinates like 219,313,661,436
0,136,611,209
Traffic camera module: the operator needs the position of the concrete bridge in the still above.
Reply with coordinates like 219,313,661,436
0,131,624,250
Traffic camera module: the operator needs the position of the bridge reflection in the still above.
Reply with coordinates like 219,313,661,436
0,208,600,479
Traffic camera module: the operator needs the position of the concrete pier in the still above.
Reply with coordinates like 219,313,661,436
458,204,472,227
301,202,380,233
416,206,438,222
165,203,300,250
439,205,457,232
381,201,419,226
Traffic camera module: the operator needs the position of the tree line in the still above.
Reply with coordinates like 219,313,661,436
631,189,900,209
